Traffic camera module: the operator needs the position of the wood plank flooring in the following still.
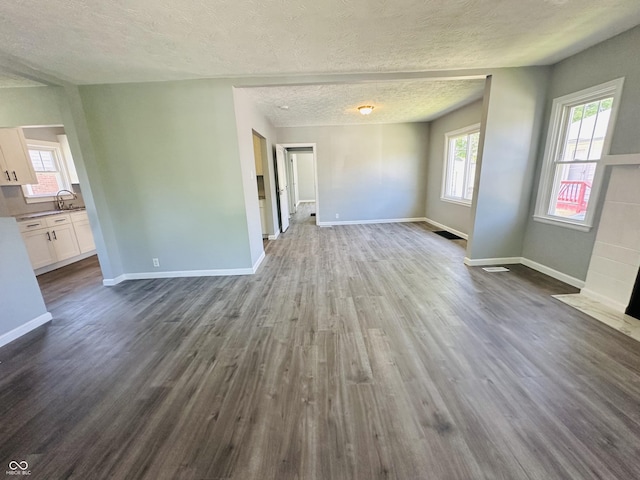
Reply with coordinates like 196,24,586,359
2,203,640,479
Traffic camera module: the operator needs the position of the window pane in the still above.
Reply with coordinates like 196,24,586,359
464,132,479,200
548,162,597,221
447,136,467,198
588,99,613,160
29,172,64,196
39,150,57,171
29,150,44,171
560,97,612,162
28,149,58,172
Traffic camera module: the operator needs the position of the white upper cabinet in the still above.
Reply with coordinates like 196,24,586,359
0,128,37,186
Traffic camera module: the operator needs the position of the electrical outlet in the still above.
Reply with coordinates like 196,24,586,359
152,258,160,267
335,213,339,219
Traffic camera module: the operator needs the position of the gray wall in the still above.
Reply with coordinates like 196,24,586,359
522,25,640,280
295,153,315,202
467,67,550,260
0,217,49,338
79,80,253,274
277,123,429,224
425,100,483,235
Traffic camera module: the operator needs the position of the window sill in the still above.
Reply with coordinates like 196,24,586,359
440,197,472,207
532,215,592,232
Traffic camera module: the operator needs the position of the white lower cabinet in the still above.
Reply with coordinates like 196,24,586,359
71,210,96,253
259,199,268,235
19,211,95,272
50,223,81,261
22,228,57,269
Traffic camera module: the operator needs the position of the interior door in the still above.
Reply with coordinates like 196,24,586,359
275,145,290,232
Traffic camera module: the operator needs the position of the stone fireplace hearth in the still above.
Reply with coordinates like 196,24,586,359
555,153,640,341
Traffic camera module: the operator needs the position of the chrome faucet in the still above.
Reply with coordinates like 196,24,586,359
55,189,77,210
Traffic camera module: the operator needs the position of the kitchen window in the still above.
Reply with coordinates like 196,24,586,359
533,78,624,231
22,140,74,203
441,124,480,205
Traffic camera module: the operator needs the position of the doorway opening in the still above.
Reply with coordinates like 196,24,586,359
1,125,101,307
274,143,318,231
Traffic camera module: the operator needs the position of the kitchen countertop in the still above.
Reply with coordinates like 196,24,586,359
14,207,86,222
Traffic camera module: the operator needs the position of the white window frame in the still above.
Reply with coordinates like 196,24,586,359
21,139,75,204
533,78,624,231
441,123,480,206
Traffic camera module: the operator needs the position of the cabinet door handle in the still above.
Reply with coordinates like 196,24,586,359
46,232,51,241
12,171,18,181
54,219,65,223
4,170,9,181
52,230,57,240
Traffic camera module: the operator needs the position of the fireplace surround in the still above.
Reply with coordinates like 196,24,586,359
581,153,640,315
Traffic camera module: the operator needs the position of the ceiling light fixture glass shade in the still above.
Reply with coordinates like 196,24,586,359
358,105,374,115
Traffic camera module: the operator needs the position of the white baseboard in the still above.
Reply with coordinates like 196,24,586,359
463,256,585,289
0,312,52,349
424,218,468,240
520,257,585,289
580,287,627,312
103,274,127,286
317,217,427,227
463,256,522,267
298,200,315,204
253,251,266,273
268,232,280,240
35,250,97,276
103,266,256,286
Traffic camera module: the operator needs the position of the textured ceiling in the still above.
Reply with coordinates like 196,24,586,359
0,1,639,84
242,79,486,127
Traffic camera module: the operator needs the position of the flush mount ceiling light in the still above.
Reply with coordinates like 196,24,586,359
358,105,374,115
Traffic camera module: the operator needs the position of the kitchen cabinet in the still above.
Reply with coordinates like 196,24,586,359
19,211,92,271
253,133,264,176
71,211,96,253
259,199,268,235
0,128,37,186
21,227,57,269
49,223,81,261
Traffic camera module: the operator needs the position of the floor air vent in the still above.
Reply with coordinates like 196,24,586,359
433,230,463,240
482,267,510,272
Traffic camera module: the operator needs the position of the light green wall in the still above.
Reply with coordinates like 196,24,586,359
79,80,252,273
467,67,550,260
0,218,48,338
277,123,429,223
0,86,65,126
522,26,640,280
425,99,483,235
